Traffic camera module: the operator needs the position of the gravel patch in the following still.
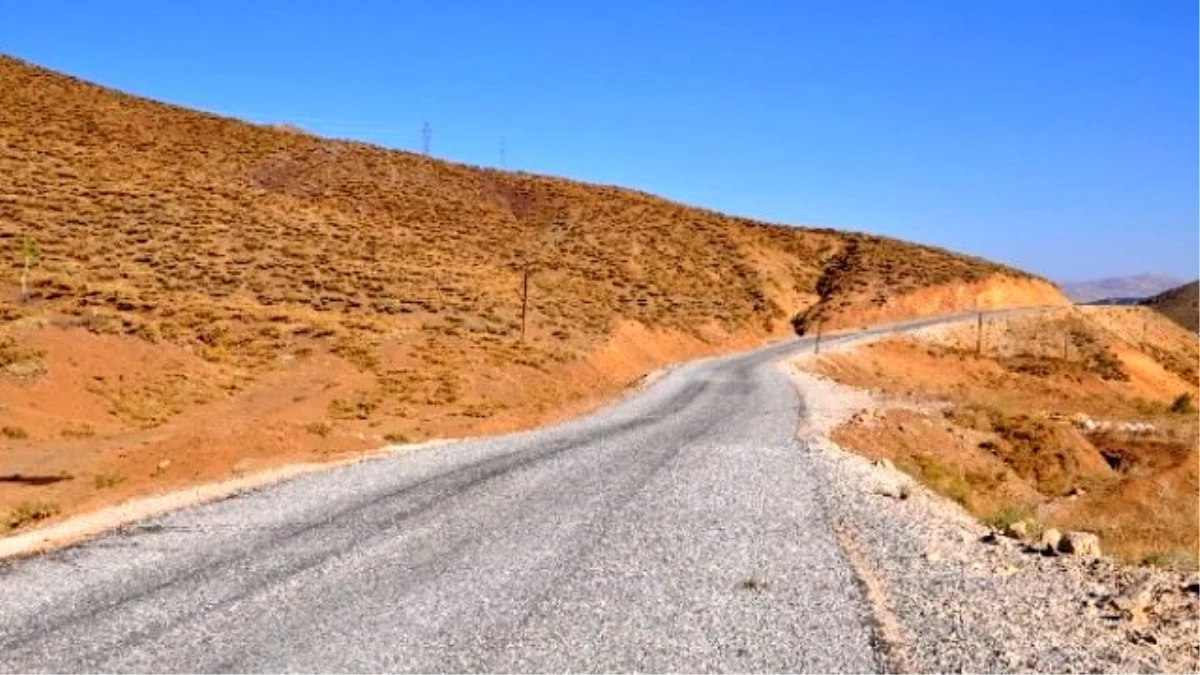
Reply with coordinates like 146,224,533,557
787,357,1200,673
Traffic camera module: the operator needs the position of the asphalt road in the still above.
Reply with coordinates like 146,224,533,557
0,315,982,673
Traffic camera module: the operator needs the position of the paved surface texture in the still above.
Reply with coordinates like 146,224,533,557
0,317,978,673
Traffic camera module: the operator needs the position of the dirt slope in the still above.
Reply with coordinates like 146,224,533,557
812,307,1198,568
0,55,1066,531
1144,280,1199,332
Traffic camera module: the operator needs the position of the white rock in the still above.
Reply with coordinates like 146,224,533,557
1003,520,1030,540
1111,577,1155,626
1038,528,1062,554
1057,531,1101,558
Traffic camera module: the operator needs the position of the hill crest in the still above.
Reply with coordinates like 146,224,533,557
1144,281,1199,332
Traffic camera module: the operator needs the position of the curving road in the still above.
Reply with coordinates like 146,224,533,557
0,316,980,673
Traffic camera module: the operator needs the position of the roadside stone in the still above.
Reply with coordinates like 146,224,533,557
1184,575,1199,594
1003,520,1029,540
873,478,910,500
1038,528,1062,554
873,458,895,472
1057,531,1101,558
1110,577,1156,626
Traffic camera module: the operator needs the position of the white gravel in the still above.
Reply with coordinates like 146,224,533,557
786,357,1200,674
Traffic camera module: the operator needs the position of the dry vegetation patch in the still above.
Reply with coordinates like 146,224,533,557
0,55,1066,533
817,308,1199,569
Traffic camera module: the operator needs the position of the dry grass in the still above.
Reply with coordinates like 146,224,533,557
92,472,125,489
0,54,1063,532
0,54,1048,372
820,308,1199,569
1,425,27,439
3,500,60,532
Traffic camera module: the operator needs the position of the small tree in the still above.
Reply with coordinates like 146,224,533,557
19,235,39,304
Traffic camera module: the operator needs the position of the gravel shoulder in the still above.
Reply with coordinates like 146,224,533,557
786,344,1200,673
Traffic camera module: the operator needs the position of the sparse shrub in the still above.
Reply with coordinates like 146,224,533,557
61,422,96,438
305,420,332,437
93,472,125,489
983,505,1034,531
461,403,497,419
131,319,162,343
1,425,28,439
328,393,379,420
382,431,409,444
0,336,46,378
4,500,59,531
1068,326,1128,381
331,336,379,370
897,454,974,508
1168,393,1194,414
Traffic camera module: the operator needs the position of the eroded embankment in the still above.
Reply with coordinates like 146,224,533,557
1,269,1070,543
803,273,1068,334
808,306,1198,567
787,348,1200,673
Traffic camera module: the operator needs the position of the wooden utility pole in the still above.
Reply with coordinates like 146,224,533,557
975,312,983,357
19,235,38,304
814,319,823,355
521,265,530,341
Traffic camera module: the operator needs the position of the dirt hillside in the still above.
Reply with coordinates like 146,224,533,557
1144,280,1199,332
0,54,1066,531
811,307,1198,568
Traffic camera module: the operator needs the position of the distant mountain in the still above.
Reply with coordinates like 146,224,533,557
1144,281,1199,332
1059,274,1186,304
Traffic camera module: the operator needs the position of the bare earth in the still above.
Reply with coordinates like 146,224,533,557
788,338,1199,673
787,345,1200,667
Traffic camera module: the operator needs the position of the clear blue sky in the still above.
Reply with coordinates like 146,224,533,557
3,1,1196,282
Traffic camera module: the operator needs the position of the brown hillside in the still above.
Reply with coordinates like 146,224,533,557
1145,281,1199,332
0,55,1066,530
814,307,1198,568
